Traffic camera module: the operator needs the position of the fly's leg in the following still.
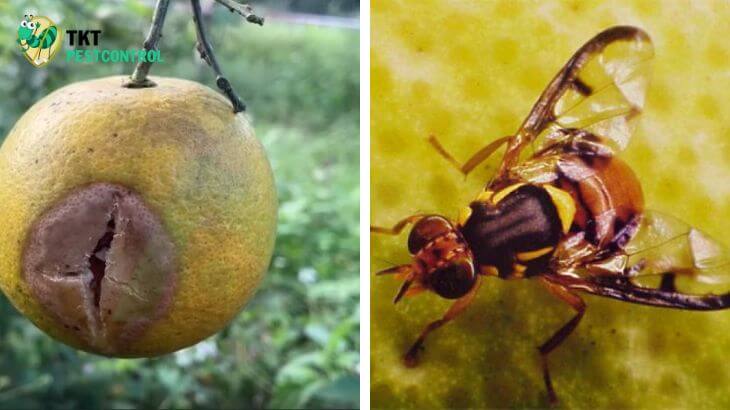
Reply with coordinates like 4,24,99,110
403,279,481,367
427,135,511,177
539,278,587,405
370,214,425,235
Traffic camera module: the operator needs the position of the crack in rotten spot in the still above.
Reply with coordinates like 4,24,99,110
22,182,179,354
88,211,116,310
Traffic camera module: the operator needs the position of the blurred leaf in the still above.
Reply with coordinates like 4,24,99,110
305,375,359,409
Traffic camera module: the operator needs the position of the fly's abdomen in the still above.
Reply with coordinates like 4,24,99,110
554,154,644,248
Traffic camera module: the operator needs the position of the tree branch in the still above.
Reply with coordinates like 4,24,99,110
125,0,171,88
124,0,262,113
214,0,265,25
191,0,248,113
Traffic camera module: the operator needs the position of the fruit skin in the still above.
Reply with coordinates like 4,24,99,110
372,1,730,408
0,76,277,357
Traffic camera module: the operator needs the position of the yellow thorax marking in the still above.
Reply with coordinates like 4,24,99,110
475,189,495,203
512,263,527,278
543,185,576,234
457,206,473,226
516,246,554,262
492,183,526,204
481,265,499,276
461,188,494,226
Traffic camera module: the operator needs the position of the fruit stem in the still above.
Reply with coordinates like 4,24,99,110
125,0,171,88
192,0,264,113
124,0,263,113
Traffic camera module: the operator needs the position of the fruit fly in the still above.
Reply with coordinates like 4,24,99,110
17,14,59,65
371,26,730,404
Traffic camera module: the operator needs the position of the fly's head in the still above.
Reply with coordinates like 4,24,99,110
378,215,477,303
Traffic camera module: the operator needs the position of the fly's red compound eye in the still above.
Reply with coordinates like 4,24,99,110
408,215,453,254
428,259,476,299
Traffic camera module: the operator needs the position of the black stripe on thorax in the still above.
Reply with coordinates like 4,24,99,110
461,184,562,274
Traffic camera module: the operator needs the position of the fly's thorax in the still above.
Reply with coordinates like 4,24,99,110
458,183,572,279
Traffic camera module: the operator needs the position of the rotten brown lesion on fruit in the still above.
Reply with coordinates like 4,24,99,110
22,183,177,355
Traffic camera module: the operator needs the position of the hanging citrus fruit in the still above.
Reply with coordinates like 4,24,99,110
0,76,277,357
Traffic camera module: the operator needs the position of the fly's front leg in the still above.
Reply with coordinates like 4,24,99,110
427,135,511,177
370,214,425,235
403,279,481,367
539,278,587,405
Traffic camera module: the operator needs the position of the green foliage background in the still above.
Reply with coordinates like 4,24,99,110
0,1,359,408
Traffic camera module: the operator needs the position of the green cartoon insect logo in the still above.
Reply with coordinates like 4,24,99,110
17,14,62,68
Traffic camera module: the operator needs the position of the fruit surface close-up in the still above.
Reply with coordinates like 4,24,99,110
0,76,277,357
372,0,730,408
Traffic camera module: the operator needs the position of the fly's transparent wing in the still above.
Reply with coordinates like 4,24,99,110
509,26,654,164
623,211,729,284
491,26,653,188
545,212,730,310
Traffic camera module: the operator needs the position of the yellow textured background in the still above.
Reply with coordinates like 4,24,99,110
371,0,730,408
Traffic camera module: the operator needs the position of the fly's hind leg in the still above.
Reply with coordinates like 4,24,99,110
427,135,511,177
539,278,587,404
403,279,481,367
